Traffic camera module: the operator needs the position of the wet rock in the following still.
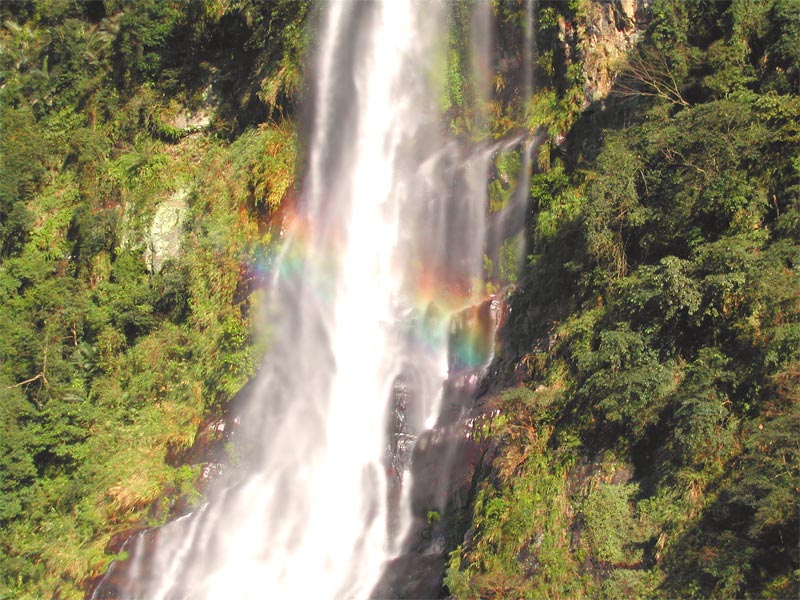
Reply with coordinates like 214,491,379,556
388,373,418,477
86,528,161,600
166,378,254,469
377,294,508,598
371,554,448,600
375,418,498,599
448,297,499,376
409,430,482,518
104,528,144,556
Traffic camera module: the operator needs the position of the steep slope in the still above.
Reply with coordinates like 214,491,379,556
444,1,799,598
0,2,305,598
1,1,797,599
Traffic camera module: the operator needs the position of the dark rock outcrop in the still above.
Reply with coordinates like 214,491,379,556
375,297,505,598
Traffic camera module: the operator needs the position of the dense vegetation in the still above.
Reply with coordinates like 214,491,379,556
0,1,305,597
1,0,797,599
445,0,799,598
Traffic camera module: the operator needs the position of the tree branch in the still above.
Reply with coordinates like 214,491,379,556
614,47,690,108
6,371,46,389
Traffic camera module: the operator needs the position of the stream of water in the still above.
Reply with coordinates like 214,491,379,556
99,2,533,598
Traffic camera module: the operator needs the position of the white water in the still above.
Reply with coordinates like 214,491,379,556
103,2,536,598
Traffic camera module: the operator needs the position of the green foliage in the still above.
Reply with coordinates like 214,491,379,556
600,570,661,600
529,163,585,247
758,0,800,94
0,106,45,255
445,420,587,599
526,85,583,141
0,2,305,596
237,0,311,111
465,2,800,598
488,149,521,213
112,0,182,87
427,509,441,527
230,121,296,212
446,384,588,598
575,326,674,442
582,133,646,277
440,0,478,135
497,236,522,286
669,349,738,471
582,483,646,565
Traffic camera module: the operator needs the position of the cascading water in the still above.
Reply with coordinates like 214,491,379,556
96,2,534,599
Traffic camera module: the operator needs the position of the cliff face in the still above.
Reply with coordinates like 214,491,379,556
87,3,653,597
574,0,651,104
3,1,798,599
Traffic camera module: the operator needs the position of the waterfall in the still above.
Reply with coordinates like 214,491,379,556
97,2,535,598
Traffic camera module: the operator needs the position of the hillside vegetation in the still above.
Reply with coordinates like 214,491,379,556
0,1,797,599
445,1,800,598
0,1,305,597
